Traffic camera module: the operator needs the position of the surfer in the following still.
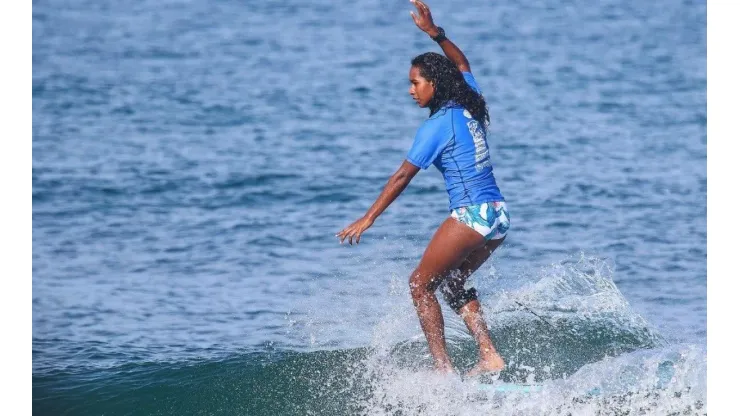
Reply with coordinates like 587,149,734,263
337,0,509,377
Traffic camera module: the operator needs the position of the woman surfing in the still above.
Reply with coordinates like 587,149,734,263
336,0,509,377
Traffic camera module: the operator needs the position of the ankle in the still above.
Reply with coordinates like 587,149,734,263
479,349,503,362
434,358,454,371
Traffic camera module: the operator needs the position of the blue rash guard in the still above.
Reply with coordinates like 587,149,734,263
406,71,505,211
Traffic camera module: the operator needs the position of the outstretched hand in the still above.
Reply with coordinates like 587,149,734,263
410,0,438,36
336,216,374,245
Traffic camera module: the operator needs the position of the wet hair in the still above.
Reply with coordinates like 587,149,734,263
411,52,490,129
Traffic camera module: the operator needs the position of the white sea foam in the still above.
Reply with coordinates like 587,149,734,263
350,254,706,415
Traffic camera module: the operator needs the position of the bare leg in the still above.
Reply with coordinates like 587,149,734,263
459,300,505,376
409,218,486,373
442,237,507,377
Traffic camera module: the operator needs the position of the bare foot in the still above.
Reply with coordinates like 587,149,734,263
465,355,505,378
435,362,457,375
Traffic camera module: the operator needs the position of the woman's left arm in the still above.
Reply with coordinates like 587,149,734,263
410,0,471,73
336,161,420,245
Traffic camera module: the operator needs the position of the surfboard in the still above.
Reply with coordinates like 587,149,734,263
475,360,675,396
476,383,543,393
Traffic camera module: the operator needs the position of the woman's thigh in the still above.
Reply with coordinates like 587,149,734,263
459,237,506,278
439,237,506,295
410,217,486,292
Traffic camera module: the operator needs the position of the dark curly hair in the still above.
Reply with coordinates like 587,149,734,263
411,52,489,129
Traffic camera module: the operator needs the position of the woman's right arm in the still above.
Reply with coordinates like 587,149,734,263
336,161,420,245
410,0,471,73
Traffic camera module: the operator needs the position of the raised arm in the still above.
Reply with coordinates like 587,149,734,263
410,0,471,73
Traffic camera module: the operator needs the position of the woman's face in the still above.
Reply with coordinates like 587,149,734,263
409,66,434,108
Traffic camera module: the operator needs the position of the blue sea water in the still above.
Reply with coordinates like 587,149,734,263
32,0,706,414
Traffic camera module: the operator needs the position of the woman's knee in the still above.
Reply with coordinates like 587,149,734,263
439,271,479,313
443,286,479,313
408,269,438,300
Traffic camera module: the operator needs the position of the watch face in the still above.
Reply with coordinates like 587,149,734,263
434,28,445,41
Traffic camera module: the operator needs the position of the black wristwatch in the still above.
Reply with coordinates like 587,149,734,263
430,27,446,43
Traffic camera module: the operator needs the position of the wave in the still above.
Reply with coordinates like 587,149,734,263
33,255,706,415
33,336,705,415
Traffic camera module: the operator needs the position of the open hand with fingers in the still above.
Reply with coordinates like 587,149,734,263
410,0,439,36
336,216,375,245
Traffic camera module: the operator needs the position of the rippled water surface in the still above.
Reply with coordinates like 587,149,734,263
33,0,706,414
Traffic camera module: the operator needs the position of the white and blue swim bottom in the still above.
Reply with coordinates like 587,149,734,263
450,201,510,241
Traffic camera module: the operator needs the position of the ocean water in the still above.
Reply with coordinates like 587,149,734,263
32,0,706,414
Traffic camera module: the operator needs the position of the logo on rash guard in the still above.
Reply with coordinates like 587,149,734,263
467,118,491,171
